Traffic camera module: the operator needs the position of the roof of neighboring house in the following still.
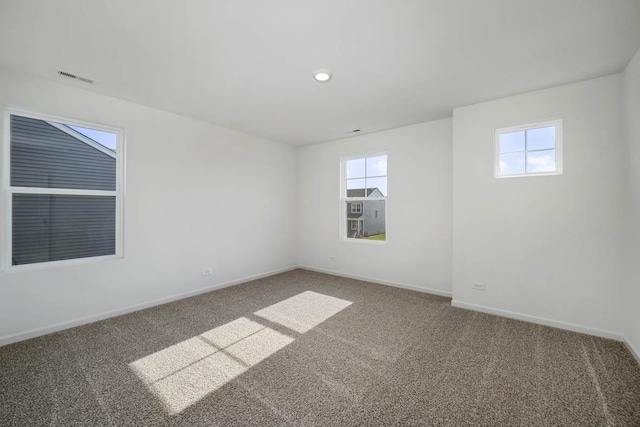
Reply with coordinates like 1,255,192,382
48,122,116,158
346,188,382,197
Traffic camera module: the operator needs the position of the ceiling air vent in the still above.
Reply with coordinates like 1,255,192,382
56,70,96,85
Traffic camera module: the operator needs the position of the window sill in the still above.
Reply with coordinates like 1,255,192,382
340,237,387,246
2,254,123,274
495,171,562,179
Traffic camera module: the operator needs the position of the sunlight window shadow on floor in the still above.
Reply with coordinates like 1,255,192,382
254,290,353,333
129,291,352,414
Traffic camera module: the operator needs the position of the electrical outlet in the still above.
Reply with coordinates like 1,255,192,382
329,256,337,263
472,282,485,291
202,268,213,276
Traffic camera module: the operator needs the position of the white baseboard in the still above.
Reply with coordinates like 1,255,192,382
624,335,640,366
298,265,452,298
451,300,623,341
0,265,298,347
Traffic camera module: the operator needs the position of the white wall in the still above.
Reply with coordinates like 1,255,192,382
1,64,634,348
452,75,624,338
0,67,298,344
623,48,640,357
298,119,453,296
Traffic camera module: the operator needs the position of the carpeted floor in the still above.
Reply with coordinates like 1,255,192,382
1,269,639,426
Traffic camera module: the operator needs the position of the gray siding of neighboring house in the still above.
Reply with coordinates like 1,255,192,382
346,199,385,237
11,115,115,191
10,115,116,266
362,199,385,236
12,195,116,265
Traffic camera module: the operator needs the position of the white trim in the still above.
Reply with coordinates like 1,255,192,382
344,196,381,202
4,264,630,358
1,106,125,272
3,105,122,135
451,299,623,341
0,265,298,347
340,237,387,245
624,335,640,366
494,118,563,178
8,186,117,196
1,110,10,271
46,121,116,159
4,253,122,274
299,265,452,298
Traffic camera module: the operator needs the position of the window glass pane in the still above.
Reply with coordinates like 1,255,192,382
11,115,117,191
345,200,385,241
346,158,365,179
499,131,525,153
346,178,366,196
526,149,556,173
12,194,116,266
527,126,555,151
366,155,387,177
499,152,526,175
366,177,387,197
68,125,118,151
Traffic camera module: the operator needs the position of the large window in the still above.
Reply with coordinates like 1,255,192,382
495,119,562,177
342,154,387,242
2,109,123,269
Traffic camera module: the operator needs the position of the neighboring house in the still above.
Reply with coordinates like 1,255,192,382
346,188,386,238
11,115,116,266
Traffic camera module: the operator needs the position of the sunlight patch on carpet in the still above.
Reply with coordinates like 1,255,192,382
129,291,352,414
254,290,353,333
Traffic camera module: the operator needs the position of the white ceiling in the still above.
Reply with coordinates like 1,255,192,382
0,1,639,145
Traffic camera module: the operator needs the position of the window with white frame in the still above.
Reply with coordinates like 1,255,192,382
496,120,562,177
342,154,387,241
2,109,123,268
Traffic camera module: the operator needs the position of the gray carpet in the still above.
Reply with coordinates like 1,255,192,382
1,269,639,426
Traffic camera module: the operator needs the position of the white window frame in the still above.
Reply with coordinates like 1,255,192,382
340,152,387,245
495,119,563,178
350,203,362,214
1,106,125,272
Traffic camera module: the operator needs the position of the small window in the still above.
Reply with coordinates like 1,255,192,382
342,154,387,241
2,109,123,269
495,120,562,177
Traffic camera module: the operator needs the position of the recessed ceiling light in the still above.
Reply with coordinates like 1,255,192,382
313,69,332,83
